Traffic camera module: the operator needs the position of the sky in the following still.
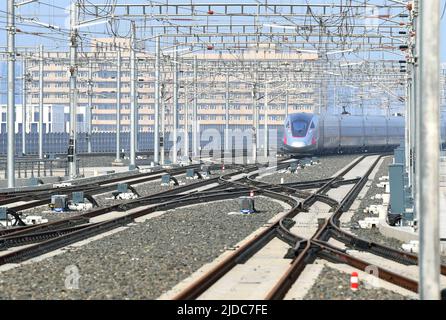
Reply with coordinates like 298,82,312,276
0,0,444,62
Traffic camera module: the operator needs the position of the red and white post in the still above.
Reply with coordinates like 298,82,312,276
350,272,359,291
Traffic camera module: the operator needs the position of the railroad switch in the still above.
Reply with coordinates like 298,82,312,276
28,177,44,187
1,208,47,227
0,207,8,227
67,191,94,211
300,158,313,167
178,156,192,166
128,164,139,171
49,195,68,212
284,241,306,259
112,183,139,200
161,174,181,186
186,169,203,180
239,197,257,214
200,165,212,175
288,162,299,173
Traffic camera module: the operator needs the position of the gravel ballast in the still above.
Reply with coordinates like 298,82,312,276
303,266,410,300
18,169,236,223
347,156,406,250
258,154,358,184
0,196,284,299
341,157,446,264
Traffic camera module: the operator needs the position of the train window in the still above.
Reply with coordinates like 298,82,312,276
286,121,290,128
310,122,315,129
291,120,309,137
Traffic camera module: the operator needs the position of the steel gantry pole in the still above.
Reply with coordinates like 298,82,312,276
172,45,178,164
418,0,441,300
410,4,419,211
115,49,122,163
6,0,15,187
68,1,78,178
154,36,160,164
129,21,137,168
160,83,166,165
21,57,27,156
87,59,93,153
414,1,421,225
252,83,257,164
38,44,44,159
405,74,411,182
184,81,189,159
285,81,289,119
263,82,268,159
192,56,198,159
225,73,230,154
255,73,260,149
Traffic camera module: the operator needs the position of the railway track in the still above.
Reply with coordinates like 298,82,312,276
0,163,203,207
171,155,446,300
0,161,277,265
0,157,300,238
2,154,434,300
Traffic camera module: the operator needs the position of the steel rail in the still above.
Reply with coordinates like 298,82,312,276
0,179,278,266
0,163,263,252
0,164,203,205
173,156,364,299
265,155,434,299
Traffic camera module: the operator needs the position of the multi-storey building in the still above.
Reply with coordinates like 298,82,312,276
21,38,317,134
0,104,86,134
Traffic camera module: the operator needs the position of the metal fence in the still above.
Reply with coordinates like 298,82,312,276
0,158,81,179
0,125,285,155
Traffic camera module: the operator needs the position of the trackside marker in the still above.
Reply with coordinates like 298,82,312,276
351,272,359,291
250,190,254,197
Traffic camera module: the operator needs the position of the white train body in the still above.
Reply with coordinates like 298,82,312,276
282,113,406,154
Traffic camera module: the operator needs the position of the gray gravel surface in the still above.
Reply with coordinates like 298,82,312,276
341,157,446,264
303,266,411,300
0,196,284,299
77,155,154,168
346,156,406,251
258,154,358,184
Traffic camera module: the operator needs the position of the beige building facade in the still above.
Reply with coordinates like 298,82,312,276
25,38,318,133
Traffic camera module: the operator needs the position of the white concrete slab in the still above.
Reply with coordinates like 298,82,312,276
284,261,325,300
197,238,291,300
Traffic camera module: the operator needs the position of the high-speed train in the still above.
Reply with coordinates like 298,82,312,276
282,113,407,155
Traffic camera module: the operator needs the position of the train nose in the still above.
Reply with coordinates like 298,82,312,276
289,140,307,148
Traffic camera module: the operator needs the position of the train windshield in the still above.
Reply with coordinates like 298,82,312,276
291,120,309,137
